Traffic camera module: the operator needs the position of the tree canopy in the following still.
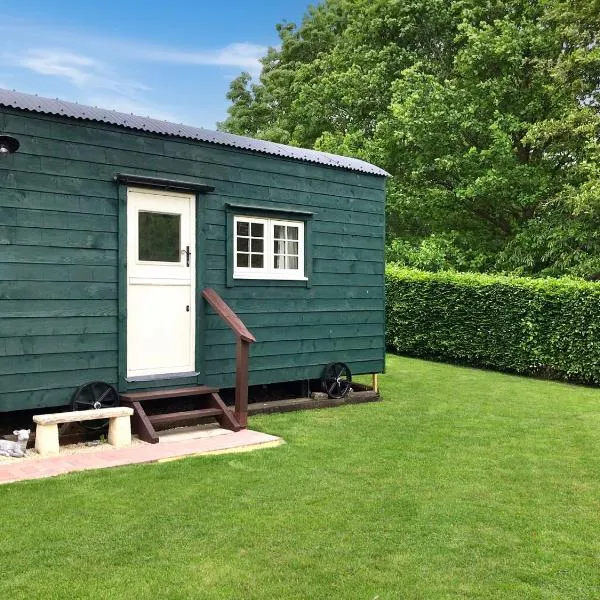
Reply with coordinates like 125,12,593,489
220,0,600,277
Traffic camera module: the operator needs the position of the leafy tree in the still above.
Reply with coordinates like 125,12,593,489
220,0,600,277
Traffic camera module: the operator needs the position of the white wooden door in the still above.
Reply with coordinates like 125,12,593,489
126,188,195,378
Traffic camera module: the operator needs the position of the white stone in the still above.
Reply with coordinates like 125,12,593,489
35,423,59,456
107,415,132,448
33,408,134,456
33,407,133,425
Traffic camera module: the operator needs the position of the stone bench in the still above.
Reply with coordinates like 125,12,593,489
33,407,134,456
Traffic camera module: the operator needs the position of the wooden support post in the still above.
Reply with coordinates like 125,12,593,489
372,373,379,393
235,338,249,428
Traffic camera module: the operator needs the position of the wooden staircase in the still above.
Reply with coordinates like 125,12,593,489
120,386,241,444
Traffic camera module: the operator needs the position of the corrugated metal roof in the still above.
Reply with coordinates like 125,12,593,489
0,88,389,177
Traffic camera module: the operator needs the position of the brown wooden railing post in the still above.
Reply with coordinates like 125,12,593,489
202,288,255,429
235,338,249,427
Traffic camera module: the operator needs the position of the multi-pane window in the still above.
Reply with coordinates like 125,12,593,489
234,216,305,279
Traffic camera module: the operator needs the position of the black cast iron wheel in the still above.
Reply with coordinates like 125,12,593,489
71,381,119,431
321,362,352,399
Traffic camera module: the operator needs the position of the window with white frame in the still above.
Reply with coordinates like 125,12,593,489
234,216,305,280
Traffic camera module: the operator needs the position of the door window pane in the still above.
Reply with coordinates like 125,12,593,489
138,211,181,262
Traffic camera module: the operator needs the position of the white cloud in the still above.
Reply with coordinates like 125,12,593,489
0,16,270,127
85,94,180,122
14,49,149,94
135,42,267,74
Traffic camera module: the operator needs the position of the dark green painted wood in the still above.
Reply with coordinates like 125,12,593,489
207,336,384,361
0,387,80,412
0,317,116,337
0,350,115,375
205,348,383,376
204,359,384,389
0,225,117,249
0,263,116,282
0,333,116,357
117,183,127,392
0,300,117,318
4,111,384,192
0,281,115,300
0,107,385,411
0,368,117,395
205,323,384,343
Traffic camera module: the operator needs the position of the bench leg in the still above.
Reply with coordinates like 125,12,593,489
108,416,132,448
35,423,59,456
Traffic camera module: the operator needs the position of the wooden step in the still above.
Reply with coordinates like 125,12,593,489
120,385,219,403
148,408,223,426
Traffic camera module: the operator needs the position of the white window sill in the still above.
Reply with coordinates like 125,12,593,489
233,273,308,281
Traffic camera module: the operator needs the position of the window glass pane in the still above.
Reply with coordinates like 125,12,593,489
274,255,283,269
251,238,264,252
251,222,264,237
237,253,249,268
274,240,285,254
274,225,285,239
287,226,298,240
287,241,299,256
287,256,299,270
237,237,249,252
237,221,249,236
251,254,264,268
138,211,180,262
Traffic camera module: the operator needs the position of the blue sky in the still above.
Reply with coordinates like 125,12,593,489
0,1,312,129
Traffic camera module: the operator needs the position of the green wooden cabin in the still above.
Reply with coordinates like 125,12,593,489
0,88,387,415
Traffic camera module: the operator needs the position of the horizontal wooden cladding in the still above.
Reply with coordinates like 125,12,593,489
0,205,117,232
205,347,383,376
210,285,383,301
1,162,383,227
204,271,383,288
204,240,382,263
0,188,118,216
206,322,384,344
0,333,116,357
0,264,117,283
4,111,385,192
205,257,384,275
0,367,117,396
0,316,116,337
0,386,77,412
204,309,384,330
0,281,116,301
204,219,383,241
207,197,385,227
1,149,383,207
0,300,117,318
1,245,116,266
205,226,383,251
0,225,117,250
207,335,384,361
205,358,385,389
0,350,115,376
206,298,382,315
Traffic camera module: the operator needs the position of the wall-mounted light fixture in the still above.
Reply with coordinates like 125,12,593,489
0,135,20,159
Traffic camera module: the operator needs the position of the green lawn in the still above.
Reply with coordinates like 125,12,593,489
2,355,600,599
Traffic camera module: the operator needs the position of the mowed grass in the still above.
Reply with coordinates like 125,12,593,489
2,355,600,599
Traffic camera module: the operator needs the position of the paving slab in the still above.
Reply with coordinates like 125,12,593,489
0,429,283,485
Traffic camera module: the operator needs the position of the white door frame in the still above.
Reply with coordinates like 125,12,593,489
126,187,196,379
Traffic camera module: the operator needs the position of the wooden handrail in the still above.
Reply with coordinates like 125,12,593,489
202,288,256,343
202,288,255,427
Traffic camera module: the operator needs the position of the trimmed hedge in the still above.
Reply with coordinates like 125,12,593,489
386,266,600,384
